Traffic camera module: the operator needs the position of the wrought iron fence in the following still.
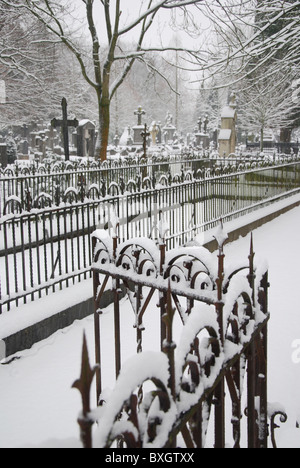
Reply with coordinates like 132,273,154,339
72,226,277,448
1,159,300,314
246,141,300,155
0,154,205,216
1,154,298,217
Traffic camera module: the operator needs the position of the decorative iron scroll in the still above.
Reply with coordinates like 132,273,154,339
73,222,283,448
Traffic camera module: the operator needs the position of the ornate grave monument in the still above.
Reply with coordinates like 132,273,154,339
194,115,210,149
162,111,176,144
133,106,146,145
77,120,96,158
218,93,237,157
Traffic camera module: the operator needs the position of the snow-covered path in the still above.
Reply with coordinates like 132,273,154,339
1,206,300,448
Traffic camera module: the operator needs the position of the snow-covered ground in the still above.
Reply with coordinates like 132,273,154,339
1,206,300,448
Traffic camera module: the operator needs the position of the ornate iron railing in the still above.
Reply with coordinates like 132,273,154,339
1,155,299,216
72,223,285,448
1,159,300,314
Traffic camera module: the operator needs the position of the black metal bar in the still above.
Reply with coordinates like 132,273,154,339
20,217,27,304
35,213,42,299
1,159,300,312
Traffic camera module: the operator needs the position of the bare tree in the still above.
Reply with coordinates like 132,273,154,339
0,2,84,127
192,1,300,146
2,0,300,158
1,0,205,160
237,67,295,151
197,1,300,88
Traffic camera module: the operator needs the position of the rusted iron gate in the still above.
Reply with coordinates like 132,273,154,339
74,224,274,448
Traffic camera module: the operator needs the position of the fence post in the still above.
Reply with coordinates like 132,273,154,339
92,235,102,404
159,227,167,350
257,272,269,448
113,227,121,381
72,333,97,449
214,224,226,449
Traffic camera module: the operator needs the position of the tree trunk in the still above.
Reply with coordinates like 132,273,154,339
94,89,110,162
260,127,264,152
93,65,112,161
99,101,110,162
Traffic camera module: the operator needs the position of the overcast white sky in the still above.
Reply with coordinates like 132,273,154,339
71,0,211,51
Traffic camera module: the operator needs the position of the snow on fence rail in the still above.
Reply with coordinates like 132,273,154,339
0,154,298,217
0,155,206,217
71,224,286,448
1,159,300,314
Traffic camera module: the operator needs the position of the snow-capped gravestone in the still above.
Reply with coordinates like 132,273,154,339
218,93,237,157
119,126,133,147
162,111,176,143
77,120,96,158
194,115,210,149
133,106,146,145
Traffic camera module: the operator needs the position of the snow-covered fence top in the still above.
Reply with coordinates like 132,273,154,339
72,223,281,448
2,156,300,314
1,154,299,217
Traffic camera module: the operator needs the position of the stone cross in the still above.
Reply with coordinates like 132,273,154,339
197,117,202,133
51,98,78,161
134,106,146,126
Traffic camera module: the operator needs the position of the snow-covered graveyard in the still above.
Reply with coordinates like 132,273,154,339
1,0,300,451
0,204,300,448
1,153,300,450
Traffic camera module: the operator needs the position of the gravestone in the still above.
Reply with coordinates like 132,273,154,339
0,143,7,167
51,98,79,161
6,132,17,164
30,131,38,150
218,93,237,157
119,126,133,146
133,106,146,145
18,124,29,159
45,124,57,150
149,121,159,147
113,133,120,147
194,115,210,149
77,120,96,157
19,139,29,159
163,111,176,143
36,131,47,158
